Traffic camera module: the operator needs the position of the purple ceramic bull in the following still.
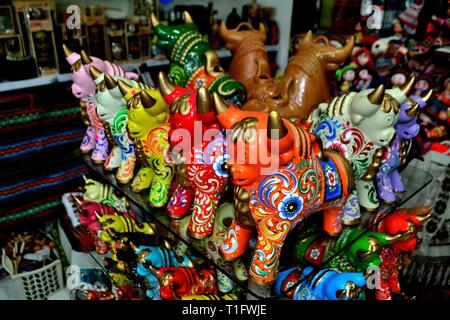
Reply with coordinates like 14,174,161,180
63,45,138,163
375,89,432,203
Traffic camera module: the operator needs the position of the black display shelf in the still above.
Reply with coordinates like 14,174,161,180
76,149,433,300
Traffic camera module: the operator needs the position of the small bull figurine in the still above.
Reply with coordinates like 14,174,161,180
294,227,403,272
150,266,218,300
374,206,432,300
375,89,432,203
159,73,229,239
309,78,415,223
275,266,366,300
212,94,354,285
63,45,138,162
151,12,246,106
118,80,174,207
80,177,130,212
90,67,149,184
133,240,194,299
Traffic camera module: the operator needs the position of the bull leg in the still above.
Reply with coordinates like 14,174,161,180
104,146,122,171
390,169,405,193
148,159,174,208
80,126,96,153
219,219,253,261
248,226,289,286
376,170,396,203
356,179,379,211
341,191,362,225
323,207,344,236
91,127,109,164
187,190,220,239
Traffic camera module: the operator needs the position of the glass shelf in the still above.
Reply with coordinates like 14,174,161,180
76,149,433,300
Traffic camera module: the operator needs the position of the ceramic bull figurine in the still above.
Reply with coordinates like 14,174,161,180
151,12,246,106
275,266,366,300
97,214,156,242
374,206,432,300
211,94,354,285
219,21,276,100
375,89,433,203
72,195,117,231
117,80,174,207
132,240,194,299
63,45,138,164
309,78,415,224
80,177,130,212
294,227,402,273
241,31,354,120
159,73,229,239
90,67,149,184
181,294,238,300
149,266,218,299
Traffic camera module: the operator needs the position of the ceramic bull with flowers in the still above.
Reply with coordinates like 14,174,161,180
294,227,403,273
375,89,433,203
132,240,194,299
151,12,246,106
63,45,138,164
309,78,415,224
275,266,366,300
148,265,218,300
89,67,149,184
117,80,174,207
374,206,432,300
211,93,354,286
159,72,229,239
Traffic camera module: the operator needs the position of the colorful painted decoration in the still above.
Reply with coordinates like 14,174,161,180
133,241,194,299
375,89,433,203
117,80,174,207
150,266,218,300
151,12,247,107
275,266,366,300
211,94,354,285
81,177,130,212
374,206,432,300
159,73,229,239
309,78,415,223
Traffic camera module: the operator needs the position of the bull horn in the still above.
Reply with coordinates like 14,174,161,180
105,227,117,238
140,91,157,108
89,66,103,80
368,84,385,105
385,233,403,244
212,92,229,115
219,21,230,39
163,239,172,250
421,88,433,103
405,102,420,118
129,241,139,253
267,111,288,139
321,36,354,63
158,72,175,96
415,206,433,223
258,23,266,36
73,196,83,208
196,87,211,114
63,44,73,57
80,50,93,65
94,211,102,220
148,265,161,276
399,76,415,96
303,30,314,43
183,11,193,24
104,74,117,90
151,12,159,27
117,79,134,97
82,175,89,183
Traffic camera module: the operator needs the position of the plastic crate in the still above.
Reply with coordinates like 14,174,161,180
2,253,64,300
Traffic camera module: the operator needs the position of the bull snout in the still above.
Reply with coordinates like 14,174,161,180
229,164,259,186
72,84,85,99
